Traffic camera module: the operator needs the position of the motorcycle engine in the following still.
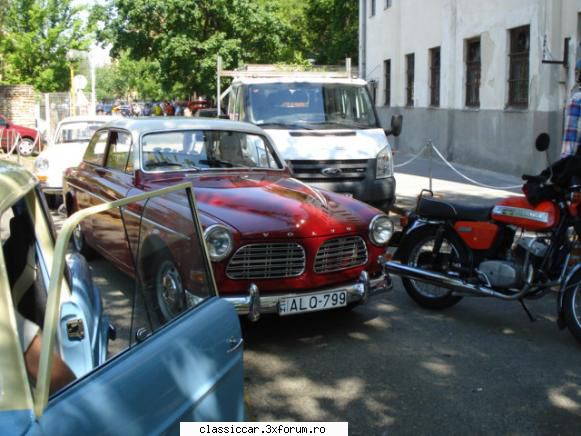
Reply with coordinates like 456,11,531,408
477,237,548,289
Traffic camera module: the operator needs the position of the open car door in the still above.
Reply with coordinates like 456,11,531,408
4,182,244,434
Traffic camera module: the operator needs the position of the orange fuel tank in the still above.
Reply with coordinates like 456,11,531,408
491,197,559,231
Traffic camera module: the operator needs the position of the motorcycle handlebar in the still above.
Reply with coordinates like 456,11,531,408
522,174,547,183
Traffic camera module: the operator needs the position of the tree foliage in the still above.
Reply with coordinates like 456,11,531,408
306,0,358,65
0,0,91,92
92,0,302,98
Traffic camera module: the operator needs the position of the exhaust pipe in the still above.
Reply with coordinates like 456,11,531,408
384,261,522,300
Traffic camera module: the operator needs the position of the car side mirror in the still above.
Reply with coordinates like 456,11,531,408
384,114,403,137
535,133,550,152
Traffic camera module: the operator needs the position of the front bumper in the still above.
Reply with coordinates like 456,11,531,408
223,270,392,319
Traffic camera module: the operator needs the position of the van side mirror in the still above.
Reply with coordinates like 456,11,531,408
385,114,403,137
535,133,550,152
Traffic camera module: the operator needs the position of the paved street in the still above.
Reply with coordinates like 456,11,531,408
240,152,581,435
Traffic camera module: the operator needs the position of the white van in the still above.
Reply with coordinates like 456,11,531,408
222,72,402,211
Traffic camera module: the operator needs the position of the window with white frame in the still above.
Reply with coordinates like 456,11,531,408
508,25,530,108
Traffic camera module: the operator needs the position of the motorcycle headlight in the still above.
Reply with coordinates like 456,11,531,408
34,157,49,171
376,146,393,179
369,214,394,246
204,225,234,261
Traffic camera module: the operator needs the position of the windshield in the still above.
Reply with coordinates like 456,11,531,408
56,122,106,144
248,82,378,129
141,130,283,171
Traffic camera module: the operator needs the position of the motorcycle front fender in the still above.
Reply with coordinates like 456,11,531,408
392,218,450,260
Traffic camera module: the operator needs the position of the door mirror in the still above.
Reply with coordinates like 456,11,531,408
535,133,550,152
385,114,403,137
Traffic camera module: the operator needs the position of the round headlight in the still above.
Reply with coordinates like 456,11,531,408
369,214,394,246
204,225,234,261
34,157,49,171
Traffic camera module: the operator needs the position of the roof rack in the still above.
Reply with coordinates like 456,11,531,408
216,57,356,115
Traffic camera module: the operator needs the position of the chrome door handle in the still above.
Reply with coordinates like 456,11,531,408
227,337,244,353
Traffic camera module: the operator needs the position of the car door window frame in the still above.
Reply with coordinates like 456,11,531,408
83,129,110,167
104,129,134,173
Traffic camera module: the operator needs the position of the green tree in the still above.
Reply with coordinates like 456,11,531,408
92,0,299,98
306,0,358,65
96,53,163,101
0,0,91,92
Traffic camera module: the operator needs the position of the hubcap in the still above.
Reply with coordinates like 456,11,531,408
73,224,83,251
19,139,34,155
157,262,183,320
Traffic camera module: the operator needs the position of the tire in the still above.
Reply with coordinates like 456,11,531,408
145,253,185,324
45,194,62,210
563,273,581,344
18,138,35,156
72,223,97,260
397,226,468,310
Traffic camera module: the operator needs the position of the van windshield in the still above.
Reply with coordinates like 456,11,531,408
248,83,378,129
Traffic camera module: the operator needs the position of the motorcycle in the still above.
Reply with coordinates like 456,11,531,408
384,133,581,344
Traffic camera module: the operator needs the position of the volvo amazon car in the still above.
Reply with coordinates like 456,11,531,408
63,118,393,321
0,161,245,434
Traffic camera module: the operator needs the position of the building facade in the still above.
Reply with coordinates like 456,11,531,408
360,0,581,175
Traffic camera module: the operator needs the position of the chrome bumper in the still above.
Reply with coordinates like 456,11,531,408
223,271,392,321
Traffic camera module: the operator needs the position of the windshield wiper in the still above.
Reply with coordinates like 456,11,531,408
257,122,313,130
198,158,238,168
145,161,184,169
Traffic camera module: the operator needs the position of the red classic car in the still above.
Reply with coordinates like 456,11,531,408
0,114,41,155
63,118,393,321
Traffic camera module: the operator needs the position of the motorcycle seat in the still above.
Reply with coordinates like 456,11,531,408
416,197,492,221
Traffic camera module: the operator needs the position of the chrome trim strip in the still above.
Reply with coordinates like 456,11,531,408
492,205,550,224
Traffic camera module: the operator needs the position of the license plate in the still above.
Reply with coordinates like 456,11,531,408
279,290,348,316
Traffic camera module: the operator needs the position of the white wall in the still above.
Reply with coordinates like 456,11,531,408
366,0,581,113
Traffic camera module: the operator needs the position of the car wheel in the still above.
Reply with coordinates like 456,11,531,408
45,194,62,210
149,255,185,323
72,223,97,260
18,138,35,156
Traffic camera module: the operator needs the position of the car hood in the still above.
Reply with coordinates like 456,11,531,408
147,172,375,238
39,142,88,168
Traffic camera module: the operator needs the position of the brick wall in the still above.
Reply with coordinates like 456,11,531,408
0,85,37,128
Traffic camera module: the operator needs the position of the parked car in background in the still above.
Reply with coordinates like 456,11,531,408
33,116,111,208
0,114,41,156
63,118,393,322
0,161,245,434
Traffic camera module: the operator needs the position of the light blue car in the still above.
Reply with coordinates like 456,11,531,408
0,161,244,435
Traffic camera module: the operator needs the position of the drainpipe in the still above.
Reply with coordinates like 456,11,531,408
359,0,366,79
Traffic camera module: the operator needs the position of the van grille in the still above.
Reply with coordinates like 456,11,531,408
314,236,368,273
226,243,305,279
288,159,368,183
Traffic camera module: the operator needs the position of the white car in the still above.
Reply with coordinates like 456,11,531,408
34,115,110,207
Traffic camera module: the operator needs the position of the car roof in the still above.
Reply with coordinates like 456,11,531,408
56,115,112,125
0,161,37,213
100,117,268,136
232,77,368,86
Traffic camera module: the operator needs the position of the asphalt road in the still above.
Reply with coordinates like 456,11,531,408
240,153,581,435
47,151,581,435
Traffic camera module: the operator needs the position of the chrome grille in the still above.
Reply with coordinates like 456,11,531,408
288,159,368,183
314,236,368,273
226,243,305,279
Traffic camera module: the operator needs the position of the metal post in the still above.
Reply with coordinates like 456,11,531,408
217,56,222,116
70,63,76,117
428,139,433,192
44,93,51,144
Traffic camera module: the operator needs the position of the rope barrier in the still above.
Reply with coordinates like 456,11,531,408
393,140,522,191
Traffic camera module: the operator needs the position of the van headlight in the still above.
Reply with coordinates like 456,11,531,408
204,225,234,261
369,215,394,246
376,146,393,179
34,157,49,171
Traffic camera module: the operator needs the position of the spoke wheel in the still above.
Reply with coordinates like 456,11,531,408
398,227,466,309
563,272,581,345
